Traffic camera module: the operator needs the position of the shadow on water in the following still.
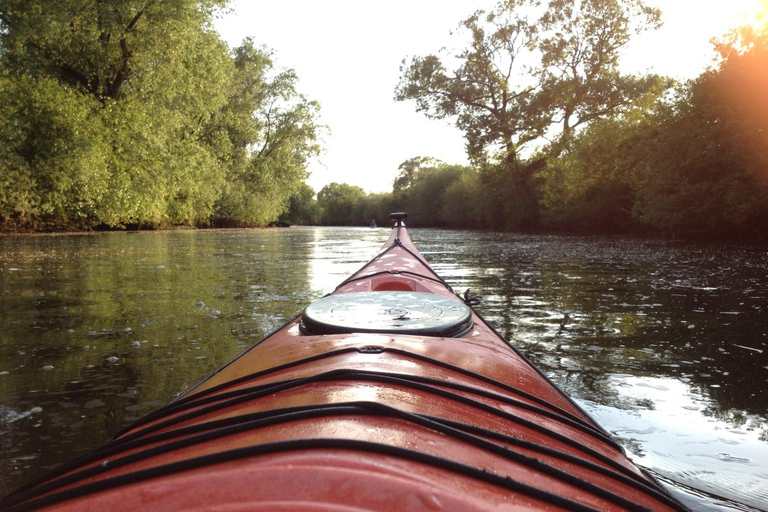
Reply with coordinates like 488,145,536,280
0,227,766,511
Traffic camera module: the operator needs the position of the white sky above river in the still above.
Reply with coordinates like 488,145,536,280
213,0,768,194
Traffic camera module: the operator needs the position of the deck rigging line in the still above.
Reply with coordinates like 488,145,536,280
112,354,617,454
6,403,674,509
113,372,620,465
1,440,611,512
2,401,687,512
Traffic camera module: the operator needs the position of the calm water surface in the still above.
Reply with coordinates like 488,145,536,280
1,227,766,510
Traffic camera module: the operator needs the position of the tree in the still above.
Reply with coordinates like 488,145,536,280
317,183,365,225
440,168,484,229
212,41,323,226
0,2,324,230
631,26,768,238
279,182,319,225
396,0,664,224
708,25,768,193
0,0,229,103
539,24,768,239
390,157,478,227
539,114,644,232
392,156,440,192
406,164,466,226
537,0,664,132
0,0,235,228
353,192,396,227
0,72,109,229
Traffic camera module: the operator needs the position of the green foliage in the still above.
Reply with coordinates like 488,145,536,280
316,183,366,226
538,25,768,239
0,2,323,230
393,156,440,192
405,164,464,226
279,183,320,225
0,0,229,103
709,26,768,197
392,5,767,239
355,192,399,228
0,72,109,228
540,115,643,232
391,158,484,228
536,0,663,133
311,157,527,230
625,26,767,238
212,42,323,226
440,170,484,229
396,0,664,225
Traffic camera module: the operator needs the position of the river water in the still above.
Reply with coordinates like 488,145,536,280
0,227,766,510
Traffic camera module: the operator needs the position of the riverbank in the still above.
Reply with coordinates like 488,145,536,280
2,222,765,245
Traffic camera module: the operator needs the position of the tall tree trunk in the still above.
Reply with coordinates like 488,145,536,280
505,152,546,230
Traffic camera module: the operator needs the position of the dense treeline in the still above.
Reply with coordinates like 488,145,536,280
2,0,766,239
540,26,768,238
287,3,767,240
0,0,322,230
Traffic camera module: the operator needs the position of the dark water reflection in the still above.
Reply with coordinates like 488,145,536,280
1,227,766,511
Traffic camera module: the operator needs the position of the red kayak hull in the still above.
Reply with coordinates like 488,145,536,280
1,223,687,511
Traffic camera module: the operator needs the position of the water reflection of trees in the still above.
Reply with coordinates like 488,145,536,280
0,229,319,494
414,231,768,432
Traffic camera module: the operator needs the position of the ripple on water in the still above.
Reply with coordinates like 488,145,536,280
579,374,768,511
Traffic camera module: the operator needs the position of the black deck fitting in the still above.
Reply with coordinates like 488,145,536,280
390,212,407,226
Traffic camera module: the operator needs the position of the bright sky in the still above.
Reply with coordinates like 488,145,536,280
213,0,767,194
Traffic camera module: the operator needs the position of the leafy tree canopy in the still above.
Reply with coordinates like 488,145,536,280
392,156,441,192
0,0,229,102
317,182,366,226
0,1,324,230
395,0,667,215
213,41,324,226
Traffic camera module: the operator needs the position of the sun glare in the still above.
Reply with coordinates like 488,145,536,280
691,0,767,34
730,0,768,27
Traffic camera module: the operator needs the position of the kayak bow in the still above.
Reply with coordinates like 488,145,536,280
1,214,688,512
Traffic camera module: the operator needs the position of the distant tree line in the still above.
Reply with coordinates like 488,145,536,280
0,0,323,231
3,0,766,240
285,1,767,240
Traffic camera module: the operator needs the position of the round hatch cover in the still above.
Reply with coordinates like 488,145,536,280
301,291,472,337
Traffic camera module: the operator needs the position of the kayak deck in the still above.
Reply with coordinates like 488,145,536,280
1,219,688,511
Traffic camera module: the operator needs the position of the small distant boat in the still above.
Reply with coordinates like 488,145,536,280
1,213,689,512
370,219,377,228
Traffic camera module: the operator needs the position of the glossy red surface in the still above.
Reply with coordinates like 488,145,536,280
1,223,687,512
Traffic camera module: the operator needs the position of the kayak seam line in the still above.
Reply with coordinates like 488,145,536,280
424,416,687,512
148,344,596,438
121,339,589,442
111,347,360,438
383,348,618,445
